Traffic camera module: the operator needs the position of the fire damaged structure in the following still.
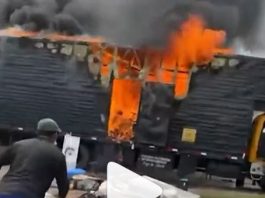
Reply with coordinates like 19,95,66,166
1,35,265,190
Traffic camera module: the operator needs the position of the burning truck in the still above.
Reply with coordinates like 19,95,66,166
0,15,265,191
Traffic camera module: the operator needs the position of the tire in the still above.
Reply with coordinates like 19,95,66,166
76,144,90,169
236,178,245,188
258,177,265,191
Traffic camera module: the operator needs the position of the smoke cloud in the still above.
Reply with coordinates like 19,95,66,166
233,0,265,57
0,0,263,48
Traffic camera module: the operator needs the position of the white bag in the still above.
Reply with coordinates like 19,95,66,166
62,134,81,170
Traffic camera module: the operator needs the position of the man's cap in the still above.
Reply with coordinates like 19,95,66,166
37,118,62,134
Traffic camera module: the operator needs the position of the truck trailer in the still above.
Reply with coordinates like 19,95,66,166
0,37,265,190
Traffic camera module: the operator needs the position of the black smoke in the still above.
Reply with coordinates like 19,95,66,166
0,0,263,48
164,0,262,46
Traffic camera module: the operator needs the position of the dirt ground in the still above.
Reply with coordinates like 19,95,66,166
193,188,264,198
1,166,265,198
190,173,264,198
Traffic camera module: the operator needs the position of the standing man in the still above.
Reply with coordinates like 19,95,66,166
0,118,69,198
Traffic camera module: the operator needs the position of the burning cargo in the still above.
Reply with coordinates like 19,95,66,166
0,16,265,190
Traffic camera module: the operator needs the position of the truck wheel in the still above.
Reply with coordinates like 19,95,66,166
236,178,245,188
258,177,265,191
77,145,90,169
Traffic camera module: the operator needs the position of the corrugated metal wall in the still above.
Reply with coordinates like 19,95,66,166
1,37,265,160
168,57,265,159
0,38,109,136
253,59,265,111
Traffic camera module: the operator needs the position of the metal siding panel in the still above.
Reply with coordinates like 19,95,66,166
253,61,265,110
0,38,109,136
168,60,256,159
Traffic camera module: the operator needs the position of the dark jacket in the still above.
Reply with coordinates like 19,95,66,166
0,137,69,198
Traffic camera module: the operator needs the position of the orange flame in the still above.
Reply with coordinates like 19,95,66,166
107,16,232,140
108,79,141,141
163,15,231,70
161,15,231,98
0,18,232,141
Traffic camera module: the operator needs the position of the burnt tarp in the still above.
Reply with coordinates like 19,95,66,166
0,37,109,136
168,56,265,160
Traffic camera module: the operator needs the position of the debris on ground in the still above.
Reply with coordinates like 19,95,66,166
94,181,107,197
143,176,200,198
91,175,200,198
